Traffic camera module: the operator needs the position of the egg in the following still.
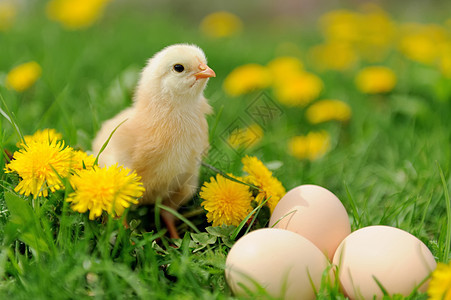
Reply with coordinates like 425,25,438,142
333,225,437,299
269,184,351,260
225,228,328,299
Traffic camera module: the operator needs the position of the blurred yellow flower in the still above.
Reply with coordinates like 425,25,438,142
46,0,111,30
356,4,396,62
267,56,303,85
200,174,253,227
274,71,323,106
5,140,74,198
200,11,243,38
223,64,271,96
320,9,361,43
398,23,448,65
227,124,263,149
0,1,16,31
306,99,351,124
440,54,451,78
6,61,42,92
310,42,357,71
319,5,395,62
428,261,451,300
67,164,144,220
355,66,396,94
289,131,331,161
437,42,451,78
19,129,63,148
242,155,286,213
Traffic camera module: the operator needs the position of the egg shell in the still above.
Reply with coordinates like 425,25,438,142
333,225,437,300
269,184,351,260
225,228,328,299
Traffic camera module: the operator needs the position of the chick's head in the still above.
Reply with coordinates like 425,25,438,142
141,44,215,100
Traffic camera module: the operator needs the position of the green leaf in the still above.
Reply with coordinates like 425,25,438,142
4,192,35,226
4,192,50,254
20,232,51,254
205,225,236,238
190,232,216,245
221,236,235,248
180,232,191,255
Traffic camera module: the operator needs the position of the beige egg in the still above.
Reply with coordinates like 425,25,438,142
225,228,328,299
333,225,437,299
269,184,351,260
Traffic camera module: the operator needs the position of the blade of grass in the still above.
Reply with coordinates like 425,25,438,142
201,161,259,190
372,275,389,297
154,197,162,233
94,119,127,166
437,162,450,262
156,203,201,234
0,135,11,163
408,273,431,297
34,85,69,131
270,209,297,228
415,193,433,237
208,104,224,144
0,92,24,144
231,197,269,241
344,182,361,229
243,198,267,236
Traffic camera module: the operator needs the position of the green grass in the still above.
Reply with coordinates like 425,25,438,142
0,1,450,299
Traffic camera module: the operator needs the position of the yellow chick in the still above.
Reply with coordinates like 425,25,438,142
92,44,216,238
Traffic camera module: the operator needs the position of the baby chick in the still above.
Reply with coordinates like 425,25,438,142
92,44,215,238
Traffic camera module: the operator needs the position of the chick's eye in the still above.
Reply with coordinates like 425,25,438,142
173,64,184,73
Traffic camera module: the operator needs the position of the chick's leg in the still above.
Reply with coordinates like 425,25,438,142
161,210,180,239
162,173,199,239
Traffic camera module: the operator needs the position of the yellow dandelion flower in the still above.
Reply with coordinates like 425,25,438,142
306,99,352,124
223,64,272,97
227,124,263,149
309,42,357,71
70,150,96,172
5,140,74,198
267,56,303,86
289,131,331,161
274,71,323,106
46,0,111,30
6,61,42,92
428,261,451,300
200,174,253,227
67,164,144,220
355,66,396,94
200,11,243,38
0,1,16,31
18,128,63,148
398,23,448,65
241,156,286,213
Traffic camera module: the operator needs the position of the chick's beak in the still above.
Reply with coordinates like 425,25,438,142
194,63,216,79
